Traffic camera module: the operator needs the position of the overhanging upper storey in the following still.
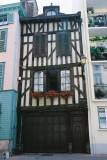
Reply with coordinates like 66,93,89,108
20,11,82,23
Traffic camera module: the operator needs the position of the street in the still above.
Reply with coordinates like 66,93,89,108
1,153,107,160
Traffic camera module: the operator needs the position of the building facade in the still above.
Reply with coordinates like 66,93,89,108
0,3,26,154
72,0,107,155
17,5,89,153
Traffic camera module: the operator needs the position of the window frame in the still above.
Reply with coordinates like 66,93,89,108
33,33,48,57
92,62,107,100
60,69,71,91
98,107,107,129
46,10,57,16
56,31,71,56
0,15,7,26
33,71,45,92
0,13,14,26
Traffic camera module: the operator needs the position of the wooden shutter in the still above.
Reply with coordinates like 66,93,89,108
33,33,47,57
57,32,70,56
7,13,14,24
0,29,7,52
0,104,1,114
0,63,5,90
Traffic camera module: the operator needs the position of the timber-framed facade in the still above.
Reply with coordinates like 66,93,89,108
17,5,89,153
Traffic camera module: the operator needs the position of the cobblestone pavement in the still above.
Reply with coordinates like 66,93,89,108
1,153,107,160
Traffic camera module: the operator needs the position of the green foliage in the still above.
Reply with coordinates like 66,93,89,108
90,36,107,42
90,46,100,56
95,88,105,98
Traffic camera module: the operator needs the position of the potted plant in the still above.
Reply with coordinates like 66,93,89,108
97,45,106,52
87,7,94,14
95,88,105,99
90,46,100,60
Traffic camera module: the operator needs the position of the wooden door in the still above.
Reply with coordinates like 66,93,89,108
71,116,86,153
23,113,68,153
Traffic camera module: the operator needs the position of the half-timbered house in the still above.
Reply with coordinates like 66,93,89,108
17,4,89,153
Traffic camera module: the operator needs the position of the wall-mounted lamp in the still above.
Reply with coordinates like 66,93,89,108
18,77,21,81
80,55,86,65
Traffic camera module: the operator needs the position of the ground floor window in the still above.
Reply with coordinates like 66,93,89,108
98,107,107,129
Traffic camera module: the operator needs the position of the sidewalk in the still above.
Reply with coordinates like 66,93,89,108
1,153,107,160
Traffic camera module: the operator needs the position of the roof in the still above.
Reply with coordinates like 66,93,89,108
20,11,82,23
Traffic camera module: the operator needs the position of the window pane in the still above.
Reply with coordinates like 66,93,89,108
61,84,65,91
93,65,107,99
34,85,38,92
66,70,70,75
34,72,39,78
61,78,65,83
34,78,38,84
66,84,70,90
66,77,70,83
52,11,56,15
39,85,43,91
34,71,44,91
98,108,107,128
61,70,66,77
39,78,43,84
93,65,101,72
39,71,43,78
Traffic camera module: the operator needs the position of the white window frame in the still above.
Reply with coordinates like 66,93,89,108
98,107,107,129
92,62,107,100
60,70,71,91
34,71,44,92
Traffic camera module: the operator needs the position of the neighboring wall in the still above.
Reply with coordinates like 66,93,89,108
72,0,107,155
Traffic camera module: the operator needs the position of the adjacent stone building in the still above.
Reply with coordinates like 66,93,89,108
0,2,26,154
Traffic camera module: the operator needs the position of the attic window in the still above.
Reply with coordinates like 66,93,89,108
47,10,56,16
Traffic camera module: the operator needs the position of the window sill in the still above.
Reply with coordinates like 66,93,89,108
91,60,107,64
98,129,107,131
93,99,107,102
0,23,8,26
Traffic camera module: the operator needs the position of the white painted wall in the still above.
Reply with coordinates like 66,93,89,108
72,0,107,155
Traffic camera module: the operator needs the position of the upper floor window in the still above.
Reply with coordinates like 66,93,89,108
0,16,7,25
61,70,70,91
98,107,107,129
56,32,71,56
33,33,48,57
0,13,14,26
93,64,107,99
47,10,56,16
0,29,8,52
0,63,5,90
34,71,44,92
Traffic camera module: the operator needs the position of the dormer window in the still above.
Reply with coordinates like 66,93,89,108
47,10,56,16
43,5,59,16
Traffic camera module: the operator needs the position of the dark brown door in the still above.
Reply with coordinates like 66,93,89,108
71,116,86,153
23,113,68,153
